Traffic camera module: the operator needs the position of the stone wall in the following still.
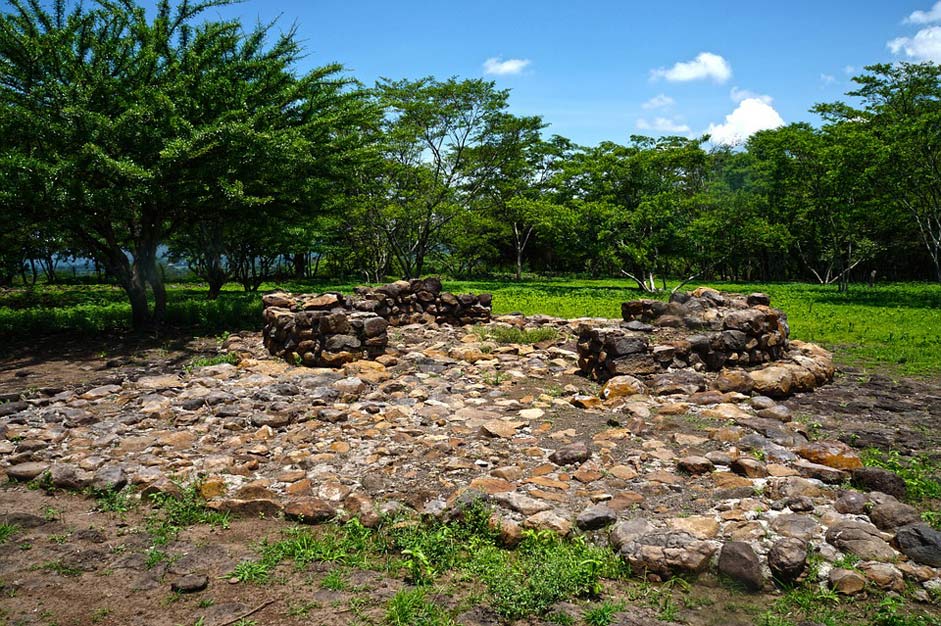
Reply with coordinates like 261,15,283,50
262,278,492,367
578,288,790,382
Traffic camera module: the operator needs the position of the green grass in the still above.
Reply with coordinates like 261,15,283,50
386,588,457,626
3,278,941,374
472,325,560,344
0,523,19,544
145,481,230,545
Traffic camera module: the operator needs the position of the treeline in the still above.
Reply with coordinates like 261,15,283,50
2,1,941,328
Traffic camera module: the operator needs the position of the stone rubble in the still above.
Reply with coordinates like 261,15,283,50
1,292,939,602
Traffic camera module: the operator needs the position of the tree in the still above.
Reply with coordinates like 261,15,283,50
0,0,373,326
816,63,941,283
371,76,515,278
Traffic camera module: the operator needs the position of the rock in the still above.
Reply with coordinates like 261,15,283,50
795,440,863,470
770,514,819,542
731,457,769,478
648,371,704,395
829,568,867,595
757,404,792,422
794,459,849,484
718,541,764,591
826,520,897,561
171,574,209,593
677,456,714,475
748,366,794,398
91,466,127,492
523,511,572,536
208,498,283,517
468,477,515,495
283,498,336,523
576,504,616,530
715,369,754,394
81,384,122,400
570,394,603,409
618,531,718,578
480,420,525,438
609,519,653,552
668,516,719,539
600,375,645,399
834,491,868,515
893,523,941,567
493,492,551,515
333,377,366,395
869,500,920,531
768,537,807,583
549,442,591,466
851,467,907,500
858,562,905,592
6,462,49,482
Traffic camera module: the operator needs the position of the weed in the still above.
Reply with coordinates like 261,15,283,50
38,560,81,576
185,352,240,371
197,599,214,608
287,601,322,616
90,608,111,623
146,547,168,568
94,487,136,513
229,560,272,584
861,449,941,502
545,610,576,625
481,371,510,386
386,588,456,626
146,481,230,545
583,600,626,626
42,506,61,522
0,524,18,544
48,533,69,545
233,620,256,626
473,325,559,345
320,568,348,591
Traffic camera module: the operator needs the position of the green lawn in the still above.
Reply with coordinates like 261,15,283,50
2,278,940,375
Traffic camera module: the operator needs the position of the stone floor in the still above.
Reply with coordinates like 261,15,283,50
1,316,940,602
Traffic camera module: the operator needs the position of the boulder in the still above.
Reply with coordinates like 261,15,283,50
893,523,941,567
768,537,807,583
718,541,764,591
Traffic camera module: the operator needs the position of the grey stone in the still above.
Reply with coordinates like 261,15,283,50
852,467,907,500
171,574,208,593
718,541,764,591
549,442,591,466
894,523,941,567
825,520,897,561
768,537,807,583
869,500,920,531
576,504,616,530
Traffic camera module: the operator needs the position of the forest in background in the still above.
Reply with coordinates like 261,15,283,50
3,0,941,329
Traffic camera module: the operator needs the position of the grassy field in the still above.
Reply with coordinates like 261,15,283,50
2,278,940,375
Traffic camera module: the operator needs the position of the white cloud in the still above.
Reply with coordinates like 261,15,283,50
641,94,674,110
706,97,785,146
888,26,941,62
844,65,856,75
636,117,691,134
482,57,531,75
905,1,941,24
651,52,732,83
730,86,772,104
820,73,836,85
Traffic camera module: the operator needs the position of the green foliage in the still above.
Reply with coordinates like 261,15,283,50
0,523,19,544
146,482,230,545
467,530,626,620
385,587,456,626
93,487,136,513
229,560,272,584
861,448,941,502
319,569,348,591
472,325,559,344
582,600,626,626
871,596,941,626
185,352,240,371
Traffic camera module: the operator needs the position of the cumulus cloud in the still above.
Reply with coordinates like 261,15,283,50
482,57,531,75
730,86,772,104
888,25,941,62
820,73,836,85
642,94,675,110
651,52,732,83
905,1,941,24
636,117,691,134
844,65,857,75
706,97,784,146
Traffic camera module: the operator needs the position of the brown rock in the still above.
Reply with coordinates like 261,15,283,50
795,440,863,470
748,366,794,398
829,568,867,595
600,375,646,399
731,457,769,478
480,420,525,438
523,511,572,536
469,477,515,494
284,498,336,523
678,456,715,475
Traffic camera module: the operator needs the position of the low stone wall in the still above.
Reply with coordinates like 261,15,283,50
353,277,492,326
578,289,790,382
262,278,492,366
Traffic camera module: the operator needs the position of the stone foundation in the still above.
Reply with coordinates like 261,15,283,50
578,289,790,382
262,278,492,367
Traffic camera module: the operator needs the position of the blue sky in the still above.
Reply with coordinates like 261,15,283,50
200,2,939,145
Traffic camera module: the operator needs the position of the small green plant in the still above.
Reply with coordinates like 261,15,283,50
583,600,626,626
146,481,230,545
94,487,135,513
481,371,510,386
185,352,240,371
229,560,272,584
546,610,576,625
42,506,61,522
39,560,81,576
386,588,456,626
320,568,347,591
90,607,111,623
197,599,214,608
146,547,168,568
287,601,323,616
233,620,257,626
473,325,559,345
861,449,941,502
0,523,18,544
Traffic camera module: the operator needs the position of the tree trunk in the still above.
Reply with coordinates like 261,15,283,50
292,252,306,278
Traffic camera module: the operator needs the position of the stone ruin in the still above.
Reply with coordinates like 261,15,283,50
262,277,492,367
576,288,834,398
